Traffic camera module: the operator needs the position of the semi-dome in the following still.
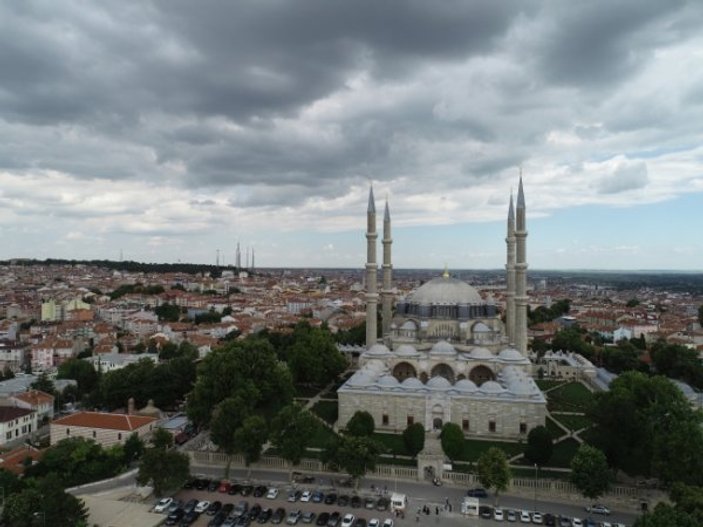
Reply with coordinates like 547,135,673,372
401,377,424,389
406,275,483,305
507,378,536,396
454,379,478,392
347,371,373,387
430,340,455,355
395,344,420,357
479,380,505,394
365,343,392,357
377,375,400,387
469,347,494,360
426,376,452,390
498,348,524,361
472,322,491,333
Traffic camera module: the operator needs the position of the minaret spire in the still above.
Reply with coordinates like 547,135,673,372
505,190,516,345
235,241,241,269
381,197,393,337
514,174,528,355
365,185,378,347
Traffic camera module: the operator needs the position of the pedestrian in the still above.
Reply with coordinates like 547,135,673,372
435,506,439,515
415,515,419,523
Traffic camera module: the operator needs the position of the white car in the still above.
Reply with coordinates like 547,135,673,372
266,487,279,499
572,519,583,527
532,512,543,524
341,514,356,527
195,501,211,513
520,510,532,523
368,519,380,527
382,520,394,527
586,504,610,515
154,497,173,513
300,490,312,503
494,508,504,521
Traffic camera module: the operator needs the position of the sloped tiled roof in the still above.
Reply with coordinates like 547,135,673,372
52,411,157,431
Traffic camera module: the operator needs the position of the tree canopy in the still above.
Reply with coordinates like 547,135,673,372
324,434,383,488
57,358,98,397
234,415,269,468
137,447,190,496
346,411,375,437
270,404,318,469
570,444,612,500
402,422,425,459
440,422,464,462
278,322,348,385
477,447,511,505
524,425,553,467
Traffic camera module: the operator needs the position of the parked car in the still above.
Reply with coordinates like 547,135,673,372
350,496,362,508
196,479,210,491
368,520,380,527
381,520,394,527
494,508,504,521
233,500,249,517
208,480,220,492
480,506,494,519
266,487,280,499
532,512,543,524
234,516,251,527
572,519,583,527
301,512,316,524
467,488,488,498
195,501,211,514
376,498,389,511
229,484,243,495
585,505,610,516
316,513,330,526
183,499,199,514
364,497,376,509
206,501,222,516
327,511,341,527
165,509,184,526
222,503,234,517
183,479,196,489
341,514,356,527
181,510,200,525
154,497,173,513
219,481,232,493
506,509,517,522
209,511,228,527
258,508,273,524
353,520,366,527
312,491,325,503
287,509,302,525
544,513,556,526
254,486,268,498
558,517,572,527
167,500,183,514
241,485,254,496
271,507,286,524
337,495,350,507
520,510,531,523
300,490,313,503
248,504,262,521
324,493,338,505
288,490,302,502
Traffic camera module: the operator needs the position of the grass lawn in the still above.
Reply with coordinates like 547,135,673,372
547,382,594,413
536,379,566,391
546,416,565,439
510,466,571,481
457,438,525,463
545,438,581,468
373,433,411,457
295,384,323,398
308,421,339,449
551,413,593,431
311,400,338,425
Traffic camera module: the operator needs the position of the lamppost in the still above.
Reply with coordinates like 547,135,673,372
533,464,538,513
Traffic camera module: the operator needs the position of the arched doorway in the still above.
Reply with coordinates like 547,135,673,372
468,365,495,386
430,363,455,383
419,371,429,383
432,404,444,431
433,417,443,430
392,361,417,381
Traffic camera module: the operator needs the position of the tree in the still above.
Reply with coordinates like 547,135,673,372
1,365,15,380
626,298,640,307
284,322,348,385
270,404,318,479
4,474,89,527
325,435,382,489
150,427,174,450
440,422,464,462
234,415,269,475
346,411,375,437
57,358,98,397
137,447,190,496
524,426,553,467
30,372,55,395
210,397,250,478
154,302,180,322
123,432,145,463
402,422,425,459
699,305,703,327
570,444,612,501
477,447,511,506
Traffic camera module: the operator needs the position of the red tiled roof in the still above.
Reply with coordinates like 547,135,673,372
13,389,54,406
0,445,43,475
0,407,34,422
52,411,157,431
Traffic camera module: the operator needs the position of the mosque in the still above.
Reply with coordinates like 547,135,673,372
337,179,547,440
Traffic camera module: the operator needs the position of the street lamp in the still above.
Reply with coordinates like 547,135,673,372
533,464,538,513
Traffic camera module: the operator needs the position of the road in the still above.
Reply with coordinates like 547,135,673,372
173,464,641,526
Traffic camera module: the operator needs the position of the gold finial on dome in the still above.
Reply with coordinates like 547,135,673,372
443,263,449,278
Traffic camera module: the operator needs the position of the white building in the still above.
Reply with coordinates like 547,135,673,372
50,411,158,448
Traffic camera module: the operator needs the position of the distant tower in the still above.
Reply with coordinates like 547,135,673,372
216,249,220,267
505,192,516,345
235,242,241,269
365,186,378,348
251,248,255,270
514,176,529,355
245,247,250,269
381,199,393,337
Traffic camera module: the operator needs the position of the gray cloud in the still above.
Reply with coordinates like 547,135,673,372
597,161,649,195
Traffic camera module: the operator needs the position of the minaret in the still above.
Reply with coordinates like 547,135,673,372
514,175,529,355
235,242,241,269
365,186,378,348
381,199,393,337
251,248,255,270
505,192,516,345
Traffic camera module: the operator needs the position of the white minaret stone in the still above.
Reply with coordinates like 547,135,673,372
381,199,393,337
514,176,528,355
235,242,241,269
505,192,516,345
365,186,378,348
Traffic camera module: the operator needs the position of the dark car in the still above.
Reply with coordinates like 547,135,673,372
196,479,211,491
312,491,325,503
165,509,185,526
350,496,361,509
233,500,249,517
208,511,227,527
258,508,273,524
544,513,556,526
324,493,337,505
364,497,375,509
327,511,341,527
272,507,286,524
467,488,488,498
254,486,267,498
209,480,220,492
235,516,251,527
559,517,572,527
183,499,199,514
183,479,197,489
353,519,366,527
207,501,223,516
229,484,243,495
180,510,200,526
241,485,254,496
248,504,262,521
222,503,234,517
337,495,350,507
479,505,493,519
376,497,389,511
316,512,330,526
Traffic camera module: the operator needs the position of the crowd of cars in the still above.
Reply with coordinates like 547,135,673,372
153,478,399,527
466,488,627,527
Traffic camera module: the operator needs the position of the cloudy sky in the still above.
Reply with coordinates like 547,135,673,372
1,1,702,270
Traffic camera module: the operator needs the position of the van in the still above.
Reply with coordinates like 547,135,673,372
390,493,407,511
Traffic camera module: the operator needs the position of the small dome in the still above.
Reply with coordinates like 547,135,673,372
406,276,483,305
469,347,494,360
377,375,400,387
480,381,505,394
347,371,373,387
395,344,420,357
508,379,535,396
426,376,452,390
401,377,424,389
498,348,524,361
366,343,391,356
400,320,417,330
430,340,455,355
454,379,478,392
473,322,491,333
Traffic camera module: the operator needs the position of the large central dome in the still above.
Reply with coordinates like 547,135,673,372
406,275,483,305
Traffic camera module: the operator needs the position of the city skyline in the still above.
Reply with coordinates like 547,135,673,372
0,1,701,270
